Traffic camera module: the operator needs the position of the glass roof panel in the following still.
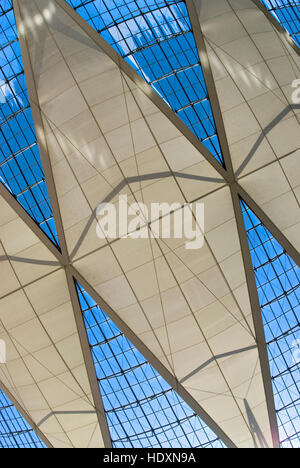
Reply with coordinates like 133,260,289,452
76,282,226,448
241,200,300,448
0,389,46,448
0,1,59,246
260,0,300,47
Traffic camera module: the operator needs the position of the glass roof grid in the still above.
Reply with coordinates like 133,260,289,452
0,389,46,448
241,200,300,448
66,0,225,166
0,1,59,246
76,282,226,448
260,0,300,46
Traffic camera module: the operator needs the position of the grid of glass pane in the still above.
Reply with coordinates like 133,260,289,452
0,1,59,245
76,283,225,448
67,0,224,165
241,200,300,448
260,0,300,46
0,389,45,448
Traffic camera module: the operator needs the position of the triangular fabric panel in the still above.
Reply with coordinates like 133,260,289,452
17,0,274,447
0,388,46,448
241,200,300,448
0,193,59,295
0,197,105,448
66,0,225,166
259,0,300,47
76,282,226,448
0,0,59,246
195,0,300,252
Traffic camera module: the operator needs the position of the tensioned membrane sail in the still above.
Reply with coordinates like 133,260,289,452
196,0,300,252
0,191,106,448
66,0,225,166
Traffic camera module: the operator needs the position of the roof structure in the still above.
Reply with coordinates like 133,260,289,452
0,0,299,448
258,0,300,47
0,0,59,246
0,386,47,447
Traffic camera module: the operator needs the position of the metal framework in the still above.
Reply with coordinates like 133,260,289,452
0,0,59,246
76,282,225,448
230,185,280,448
0,389,46,448
259,0,300,46
241,201,300,448
66,0,224,166
65,267,113,448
